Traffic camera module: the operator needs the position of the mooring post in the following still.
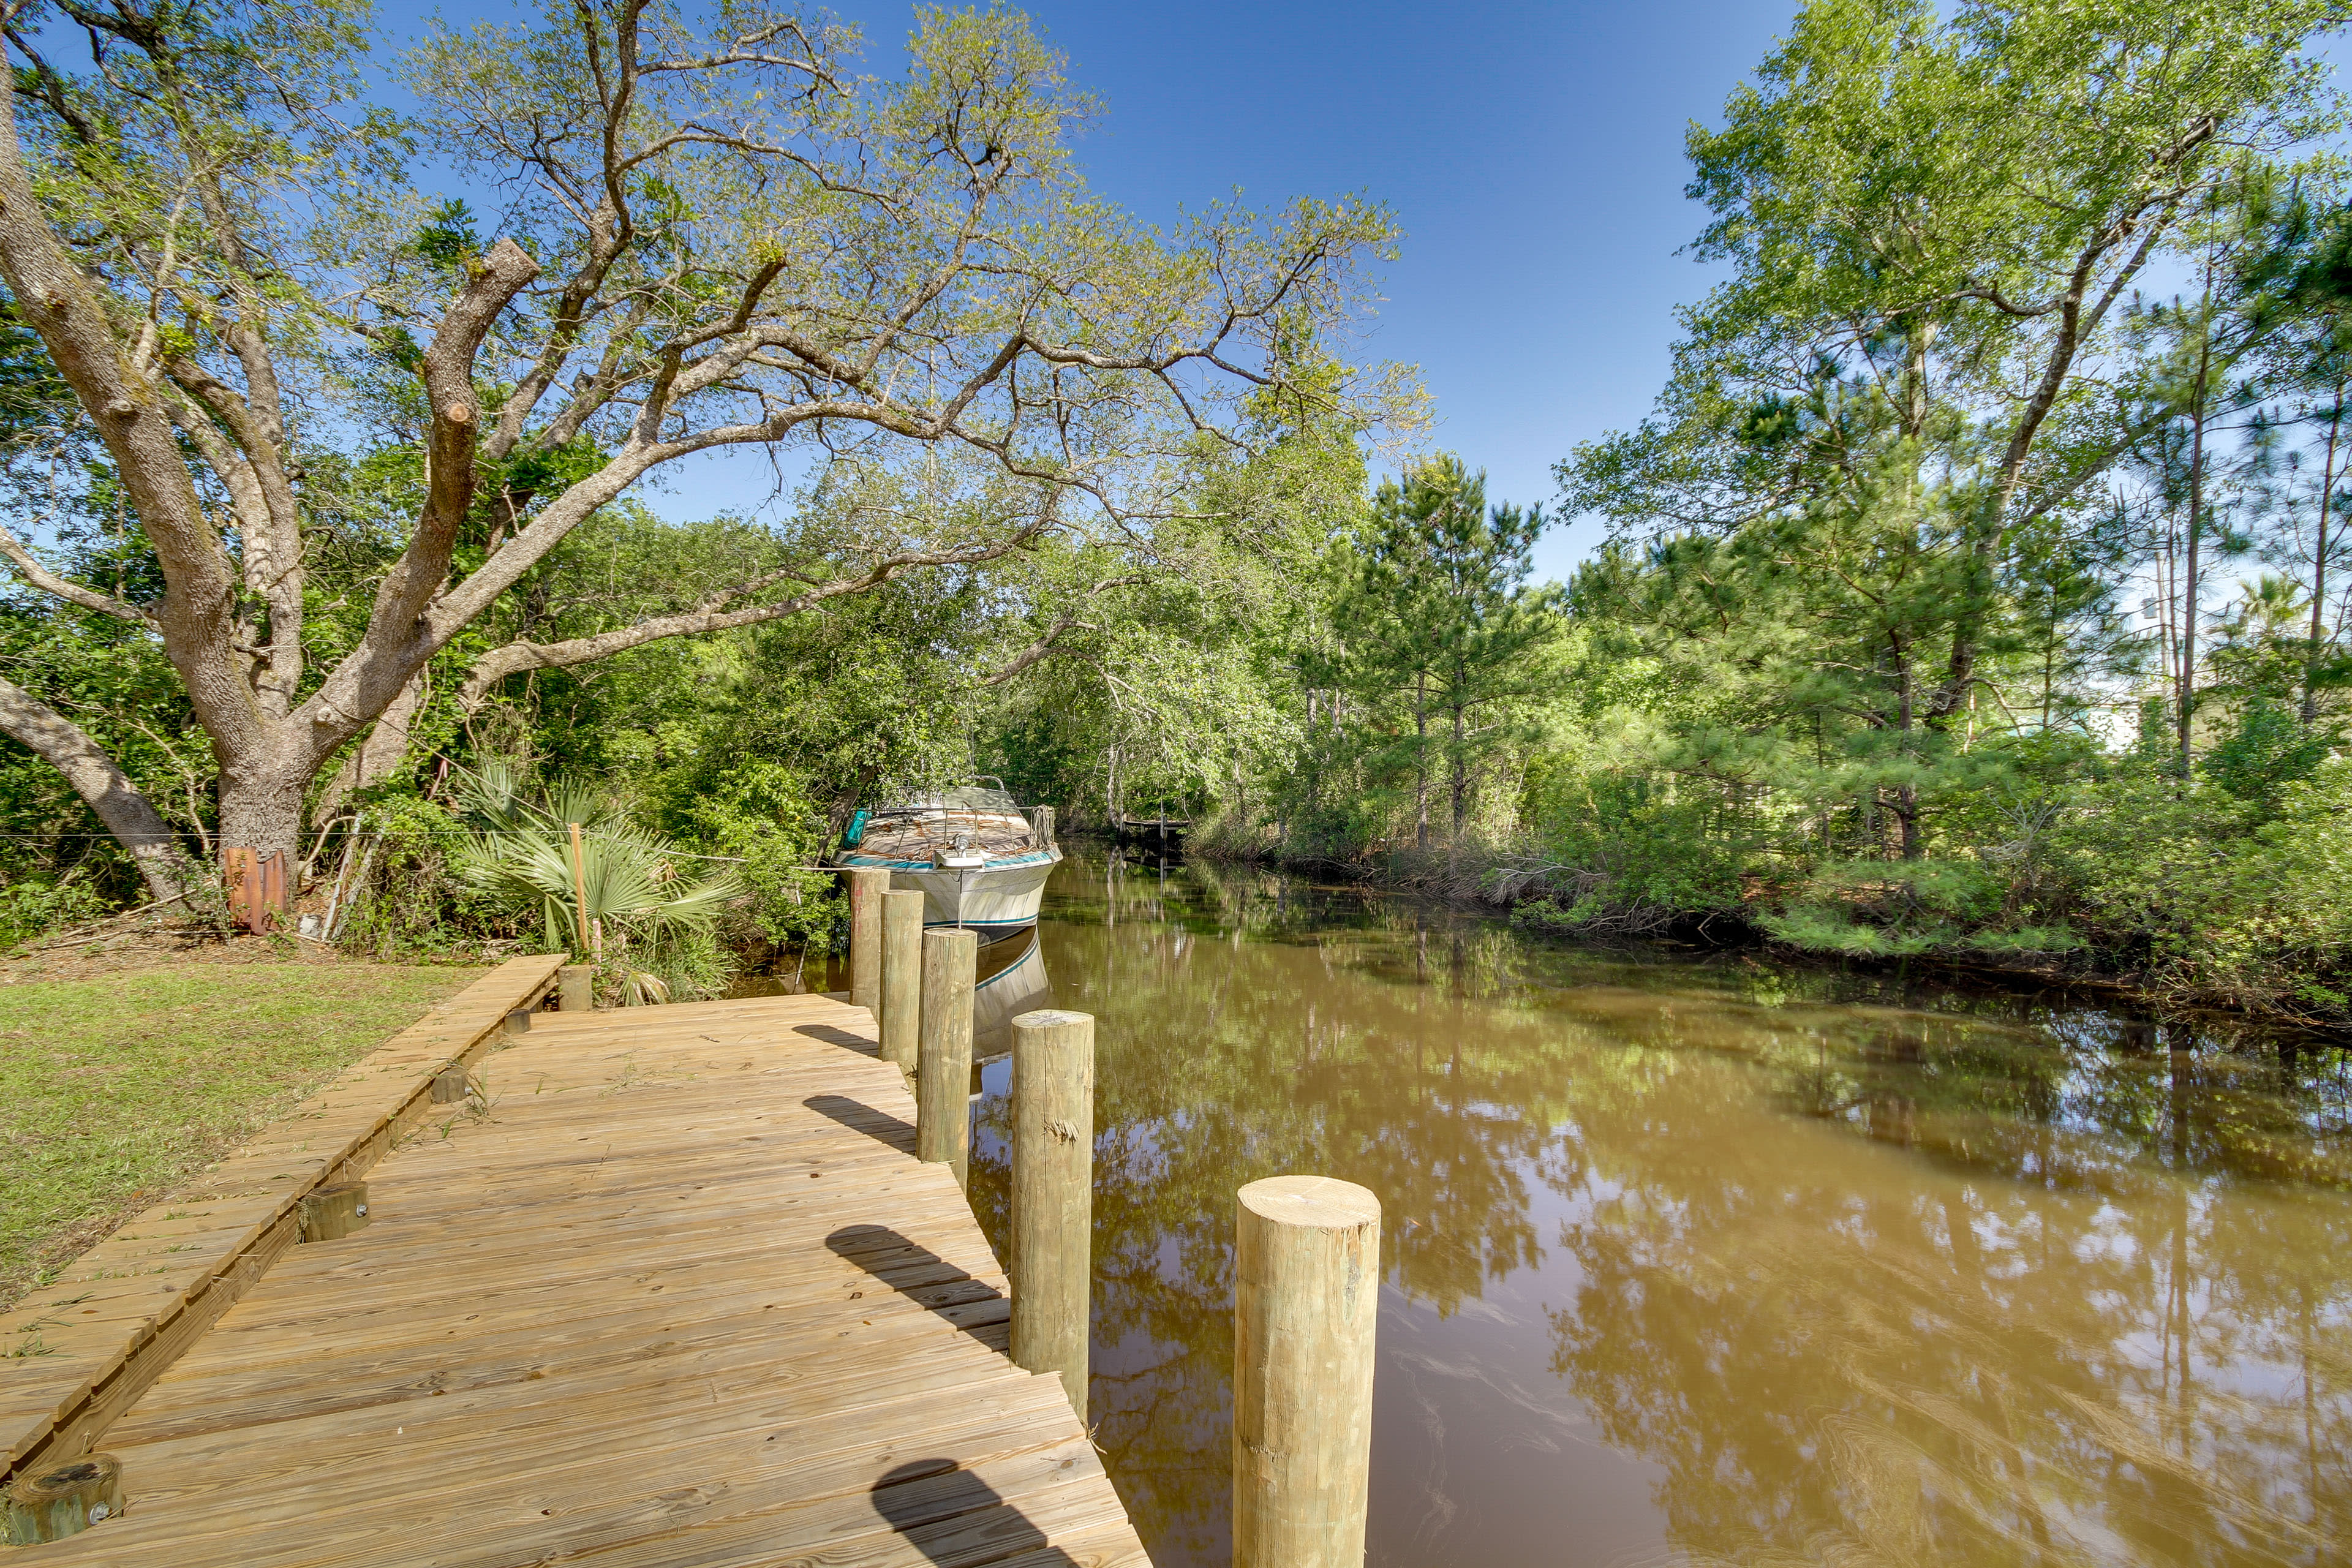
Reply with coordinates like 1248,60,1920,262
880,889,924,1075
1010,1008,1094,1420
2,1452,123,1545
558,963,594,1012
1231,1175,1381,1568
843,867,888,1022
916,927,979,1186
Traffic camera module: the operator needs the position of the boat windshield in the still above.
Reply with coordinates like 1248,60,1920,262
874,780,1023,817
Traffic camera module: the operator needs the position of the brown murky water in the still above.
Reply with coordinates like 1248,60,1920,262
958,852,2352,1568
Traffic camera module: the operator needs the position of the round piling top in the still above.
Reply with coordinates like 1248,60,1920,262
1012,1008,1091,1031
1238,1174,1380,1231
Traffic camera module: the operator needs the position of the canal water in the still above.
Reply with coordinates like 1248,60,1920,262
959,851,2352,1568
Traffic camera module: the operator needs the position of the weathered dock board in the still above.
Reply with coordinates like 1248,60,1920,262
1,955,565,1488
24,990,1147,1567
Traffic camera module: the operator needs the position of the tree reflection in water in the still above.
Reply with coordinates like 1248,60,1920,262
964,854,2352,1567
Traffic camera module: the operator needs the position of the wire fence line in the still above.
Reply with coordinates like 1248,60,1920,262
0,828,845,869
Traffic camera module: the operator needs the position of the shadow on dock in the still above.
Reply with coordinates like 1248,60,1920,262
793,1020,878,1052
872,1460,1079,1566
826,1223,1009,1349
805,1091,916,1150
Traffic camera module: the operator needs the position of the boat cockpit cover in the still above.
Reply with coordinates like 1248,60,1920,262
879,784,1023,816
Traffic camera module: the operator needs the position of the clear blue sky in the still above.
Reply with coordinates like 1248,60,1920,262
940,0,1800,582
403,1,1801,583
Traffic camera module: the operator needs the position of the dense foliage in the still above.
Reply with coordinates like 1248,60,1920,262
9,0,2352,1019
990,0,2352,1019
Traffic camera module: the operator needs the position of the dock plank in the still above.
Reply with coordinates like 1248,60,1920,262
33,992,1145,1567
0,954,565,1483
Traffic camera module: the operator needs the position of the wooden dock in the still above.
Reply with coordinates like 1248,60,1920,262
4,980,1147,1566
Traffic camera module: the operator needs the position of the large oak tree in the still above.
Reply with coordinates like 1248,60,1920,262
0,0,1401,899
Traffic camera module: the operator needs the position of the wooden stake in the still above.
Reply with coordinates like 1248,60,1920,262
558,963,594,1012
844,867,888,1022
879,889,924,1076
567,822,595,959
502,1006,533,1036
298,1182,370,1243
429,1066,469,1104
916,927,978,1186
3,1452,123,1545
259,849,286,924
1232,1175,1381,1568
223,846,259,934
1010,1008,1093,1420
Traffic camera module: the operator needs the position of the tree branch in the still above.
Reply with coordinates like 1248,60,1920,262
976,575,1145,686
0,31,255,756
0,672,189,901
456,493,1077,708
0,520,157,630
309,663,429,826
301,235,541,753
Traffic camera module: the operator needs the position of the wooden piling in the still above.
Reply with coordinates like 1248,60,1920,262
879,889,924,1076
915,927,979,1186
1009,1008,1094,1420
558,963,594,1012
1231,1175,1382,1568
3,1452,122,1545
298,1182,370,1243
844,867,889,1022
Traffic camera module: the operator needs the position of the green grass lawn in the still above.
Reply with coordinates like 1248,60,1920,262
0,962,481,1307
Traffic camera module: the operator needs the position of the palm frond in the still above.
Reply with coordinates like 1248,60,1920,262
451,774,744,998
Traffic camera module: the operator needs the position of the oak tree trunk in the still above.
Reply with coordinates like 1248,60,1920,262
217,741,311,875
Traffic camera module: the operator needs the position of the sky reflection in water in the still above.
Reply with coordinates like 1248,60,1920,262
962,853,2352,1568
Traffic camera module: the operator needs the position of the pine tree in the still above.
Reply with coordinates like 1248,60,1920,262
1337,458,1557,848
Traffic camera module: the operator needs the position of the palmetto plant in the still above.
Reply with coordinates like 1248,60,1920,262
451,764,743,1003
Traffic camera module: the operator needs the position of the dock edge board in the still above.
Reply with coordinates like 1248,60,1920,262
0,952,567,1486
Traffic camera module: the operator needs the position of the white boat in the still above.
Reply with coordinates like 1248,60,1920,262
834,780,1062,944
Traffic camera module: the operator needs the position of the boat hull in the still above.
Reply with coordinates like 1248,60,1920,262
835,847,1061,943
